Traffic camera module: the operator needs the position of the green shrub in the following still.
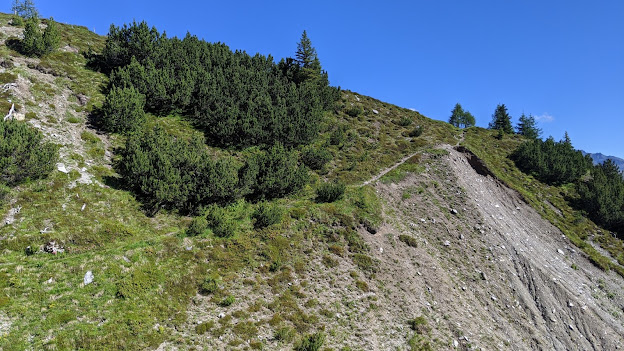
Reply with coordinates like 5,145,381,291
0,120,58,186
345,106,362,117
408,126,423,137
329,125,348,145
195,321,214,334
408,316,429,334
100,86,146,134
187,216,208,236
399,234,418,248
199,275,220,295
301,145,332,171
294,332,325,351
252,201,283,229
206,205,236,238
274,326,295,342
219,295,235,307
241,143,309,200
396,116,412,127
316,181,346,203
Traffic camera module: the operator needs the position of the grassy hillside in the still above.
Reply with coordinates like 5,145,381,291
0,12,622,350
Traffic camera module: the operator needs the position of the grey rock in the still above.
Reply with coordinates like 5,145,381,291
83,271,94,285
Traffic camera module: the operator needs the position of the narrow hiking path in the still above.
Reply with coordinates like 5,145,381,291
361,130,465,186
361,151,420,186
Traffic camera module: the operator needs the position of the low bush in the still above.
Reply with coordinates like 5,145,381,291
316,181,346,203
252,202,283,229
206,205,237,238
186,216,208,236
396,116,412,127
408,126,423,137
399,234,418,248
294,332,325,351
301,145,332,170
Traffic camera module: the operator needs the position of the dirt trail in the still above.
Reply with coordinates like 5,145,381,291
358,145,624,350
362,151,421,186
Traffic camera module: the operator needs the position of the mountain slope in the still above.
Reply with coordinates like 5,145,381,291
1,13,623,350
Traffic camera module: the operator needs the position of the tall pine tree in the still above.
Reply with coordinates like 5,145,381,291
489,104,513,134
516,113,541,139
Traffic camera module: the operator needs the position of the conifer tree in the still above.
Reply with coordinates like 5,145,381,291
489,104,514,134
449,103,475,128
12,0,38,19
460,110,475,128
449,103,463,127
516,113,541,139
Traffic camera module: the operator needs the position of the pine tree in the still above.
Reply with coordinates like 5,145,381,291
12,0,38,19
460,110,475,128
516,113,541,139
21,17,43,56
449,103,475,128
489,104,514,134
449,103,464,127
42,18,60,55
295,30,317,68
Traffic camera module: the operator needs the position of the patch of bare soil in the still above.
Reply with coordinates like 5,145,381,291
366,146,624,350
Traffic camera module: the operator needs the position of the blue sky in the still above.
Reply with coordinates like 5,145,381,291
10,1,624,157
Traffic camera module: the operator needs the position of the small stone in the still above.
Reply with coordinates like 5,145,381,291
57,163,69,174
453,339,459,348
372,109,379,114
218,312,225,318
420,218,426,223
461,286,467,291
81,203,86,211
557,249,564,255
459,234,465,240
443,240,451,247
568,301,574,308
450,208,458,215
379,247,383,253
569,324,574,331
83,271,94,285
491,295,497,301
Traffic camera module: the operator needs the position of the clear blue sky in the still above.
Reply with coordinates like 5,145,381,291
10,0,624,157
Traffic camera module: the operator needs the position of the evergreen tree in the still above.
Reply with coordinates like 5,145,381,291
41,18,60,55
489,104,514,134
21,17,43,56
12,0,38,19
460,110,475,128
449,103,475,128
100,86,146,134
516,113,541,139
448,103,463,127
295,30,317,68
0,119,58,186
20,17,59,57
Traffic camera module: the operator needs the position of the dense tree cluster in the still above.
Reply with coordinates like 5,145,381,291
511,133,623,239
101,21,339,148
21,17,60,57
511,134,593,185
117,128,308,214
98,21,338,213
448,103,475,128
0,119,57,186
577,160,624,238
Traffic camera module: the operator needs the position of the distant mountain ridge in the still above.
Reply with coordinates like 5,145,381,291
582,151,624,170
